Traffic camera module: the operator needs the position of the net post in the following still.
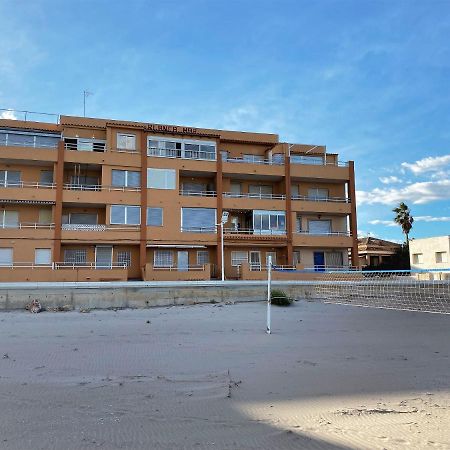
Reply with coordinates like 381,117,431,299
266,255,272,334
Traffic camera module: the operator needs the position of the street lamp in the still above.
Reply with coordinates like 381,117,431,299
218,211,229,281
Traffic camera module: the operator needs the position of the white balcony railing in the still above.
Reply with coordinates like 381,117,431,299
290,158,349,167
153,264,207,271
224,228,286,236
0,222,55,230
61,224,140,231
180,226,217,233
0,181,56,189
295,230,352,236
179,190,217,197
291,195,349,203
0,262,128,270
224,156,284,165
224,192,286,200
63,184,140,192
148,147,216,161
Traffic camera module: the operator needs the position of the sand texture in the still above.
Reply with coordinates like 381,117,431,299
0,302,449,449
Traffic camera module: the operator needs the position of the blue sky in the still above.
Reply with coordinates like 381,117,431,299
1,0,449,242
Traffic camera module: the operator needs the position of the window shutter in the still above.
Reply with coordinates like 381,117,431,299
147,207,163,226
0,248,13,266
182,208,216,232
112,170,126,187
4,211,19,228
40,170,53,185
127,171,140,188
70,213,97,225
35,249,51,265
126,206,141,225
309,220,331,234
39,209,52,224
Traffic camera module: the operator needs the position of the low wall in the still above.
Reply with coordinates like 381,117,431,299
143,264,211,281
0,267,128,282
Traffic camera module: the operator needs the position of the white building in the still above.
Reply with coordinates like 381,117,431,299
409,236,450,270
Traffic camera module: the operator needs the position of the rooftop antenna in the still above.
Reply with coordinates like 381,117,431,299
83,90,93,117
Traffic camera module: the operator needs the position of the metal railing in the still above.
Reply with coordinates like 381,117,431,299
224,227,287,236
64,142,106,152
63,184,140,192
0,222,55,230
179,190,217,197
291,195,349,203
223,192,286,200
290,158,349,167
110,147,140,154
0,108,59,123
0,134,59,149
0,181,56,189
152,264,207,271
180,226,217,233
55,262,128,269
61,224,140,231
224,156,284,165
147,147,216,161
295,230,352,236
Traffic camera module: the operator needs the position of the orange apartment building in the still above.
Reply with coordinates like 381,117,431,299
0,113,358,282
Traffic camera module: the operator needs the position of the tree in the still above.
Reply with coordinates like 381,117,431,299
393,202,414,245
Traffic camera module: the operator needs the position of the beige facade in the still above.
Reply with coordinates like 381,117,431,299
0,113,358,281
409,236,450,270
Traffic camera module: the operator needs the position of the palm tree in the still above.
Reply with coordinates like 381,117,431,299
393,202,414,245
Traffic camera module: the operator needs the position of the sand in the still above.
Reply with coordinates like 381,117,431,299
0,301,449,450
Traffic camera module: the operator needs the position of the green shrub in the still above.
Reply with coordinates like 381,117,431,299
270,289,293,306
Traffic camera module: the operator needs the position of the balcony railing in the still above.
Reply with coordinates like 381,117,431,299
290,158,349,167
224,156,284,165
180,226,217,233
295,230,352,236
63,184,140,192
291,195,350,203
61,224,140,231
64,141,106,152
224,192,286,200
148,147,216,161
0,262,128,269
0,181,56,189
152,264,207,271
0,222,55,230
179,190,217,197
224,228,286,236
0,132,60,148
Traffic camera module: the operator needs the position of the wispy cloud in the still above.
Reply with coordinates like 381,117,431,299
401,154,450,175
0,110,17,119
379,175,402,184
368,219,397,227
415,215,450,222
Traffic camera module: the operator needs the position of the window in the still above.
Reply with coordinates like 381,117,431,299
181,182,207,194
308,220,331,234
148,137,216,161
38,208,52,224
64,137,106,152
296,215,302,232
117,251,131,267
231,251,248,267
435,252,448,263
64,249,87,265
70,175,99,188
154,250,174,268
250,251,261,269
1,210,19,228
291,184,299,198
0,130,59,148
35,249,51,265
110,205,141,225
249,185,273,198
40,170,53,185
326,252,344,267
147,168,176,190
117,133,136,150
0,248,13,266
308,188,329,200
412,253,423,264
111,170,140,188
69,213,97,225
0,170,21,187
253,210,286,235
243,154,264,163
291,155,324,165
229,182,242,196
181,207,216,232
293,251,301,265
221,151,228,161
147,207,163,226
266,252,277,266
197,250,209,265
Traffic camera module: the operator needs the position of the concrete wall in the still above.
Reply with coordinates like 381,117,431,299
410,236,450,270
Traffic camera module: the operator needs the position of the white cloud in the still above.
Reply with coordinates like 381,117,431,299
415,215,450,222
368,219,397,227
379,175,402,184
357,179,450,205
401,154,450,175
0,110,17,120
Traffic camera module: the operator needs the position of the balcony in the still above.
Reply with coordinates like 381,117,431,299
293,230,353,247
222,155,285,178
290,159,350,182
62,183,141,204
60,224,140,243
224,227,287,243
0,181,56,203
0,222,54,239
223,191,286,211
224,155,284,165
179,190,217,197
291,195,351,214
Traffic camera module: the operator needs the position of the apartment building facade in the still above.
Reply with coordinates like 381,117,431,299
0,113,358,282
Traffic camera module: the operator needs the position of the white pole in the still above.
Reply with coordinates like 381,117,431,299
266,255,272,334
221,222,225,281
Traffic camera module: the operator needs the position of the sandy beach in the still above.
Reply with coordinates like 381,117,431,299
0,301,449,449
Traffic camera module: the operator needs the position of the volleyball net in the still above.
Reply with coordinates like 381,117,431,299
271,268,450,314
